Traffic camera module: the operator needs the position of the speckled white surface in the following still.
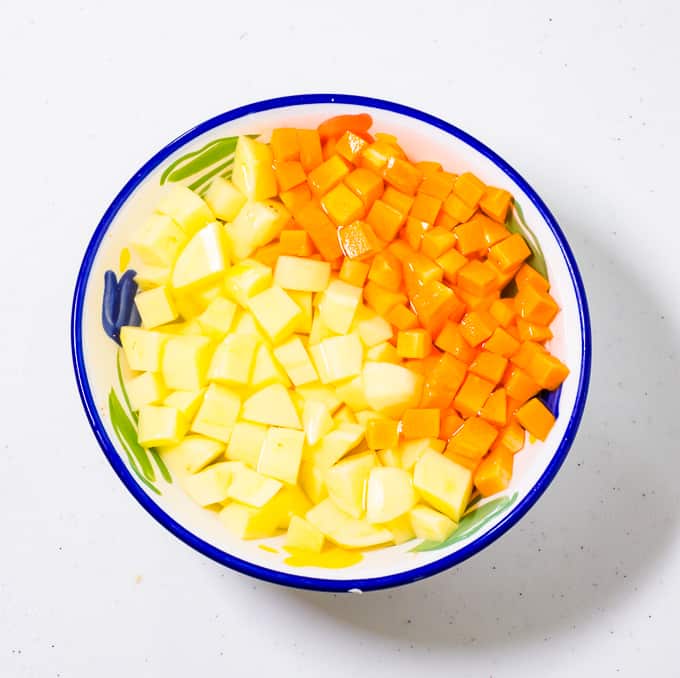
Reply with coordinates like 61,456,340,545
1,1,678,676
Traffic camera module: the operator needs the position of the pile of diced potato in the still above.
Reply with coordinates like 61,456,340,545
118,117,569,553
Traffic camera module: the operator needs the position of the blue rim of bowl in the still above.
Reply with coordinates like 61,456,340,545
71,93,591,592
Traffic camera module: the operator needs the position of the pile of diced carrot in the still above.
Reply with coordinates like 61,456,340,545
256,113,569,498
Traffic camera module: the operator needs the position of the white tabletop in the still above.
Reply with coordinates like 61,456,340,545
2,1,678,675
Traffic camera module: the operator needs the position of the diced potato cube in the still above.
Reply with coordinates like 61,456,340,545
334,374,369,411
134,264,171,290
363,362,423,417
120,326,167,372
227,466,283,507
308,311,336,345
248,286,302,344
400,437,445,472
318,280,363,333
365,341,401,363
231,309,269,343
299,462,328,504
197,296,237,337
310,334,363,384
182,461,242,506
226,422,267,469
231,136,277,201
161,335,213,391
250,344,291,389
306,499,393,549
326,451,378,518
257,427,305,484
155,184,214,236
295,385,342,413
222,259,273,307
287,290,313,334
285,516,325,553
302,400,334,445
355,313,393,347
130,213,187,266
170,222,228,292
274,256,331,292
306,423,366,469
273,336,318,386
134,286,178,329
275,484,313,529
413,450,472,522
377,448,402,468
365,467,417,523
158,435,225,475
333,405,357,426
208,333,259,385
384,514,416,544
190,383,241,443
126,371,167,411
218,500,281,540
162,389,205,421
241,384,301,429
224,200,290,260
409,504,457,542
204,176,247,221
137,405,187,447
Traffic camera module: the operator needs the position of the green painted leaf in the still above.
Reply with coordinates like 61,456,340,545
188,158,233,192
112,421,161,495
150,449,172,484
165,137,238,184
116,352,137,423
160,138,230,185
411,492,519,552
506,201,548,279
108,389,155,482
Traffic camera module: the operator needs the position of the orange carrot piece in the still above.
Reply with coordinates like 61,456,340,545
482,327,521,358
459,310,498,347
454,218,486,256
337,220,382,260
480,388,508,426
321,183,365,225
420,171,457,201
489,299,517,328
368,250,402,291
252,242,283,268
526,351,570,390
280,229,314,257
434,321,478,363
366,417,400,450
434,210,460,230
402,216,429,250
421,227,457,259
344,168,384,207
414,160,443,178
442,193,476,223
410,280,462,335
366,199,407,241
410,192,442,224
453,374,496,418
488,233,531,272
440,410,464,439
469,351,508,385
386,304,419,331
294,201,343,261
274,160,306,192
318,113,373,140
363,281,407,315
297,129,323,172
396,329,432,359
515,263,550,293
454,172,486,208
517,319,553,343
339,258,370,287
384,157,423,195
504,367,542,403
514,285,560,325
335,130,369,163
270,128,300,162
474,447,513,496
435,248,468,284
279,183,312,213
479,187,513,223
402,408,441,439
516,398,555,441
307,155,350,195
382,187,415,215
457,260,498,297
493,421,525,454
420,353,467,409
446,416,498,459
322,136,338,161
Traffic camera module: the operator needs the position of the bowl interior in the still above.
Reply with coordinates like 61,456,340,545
72,95,590,591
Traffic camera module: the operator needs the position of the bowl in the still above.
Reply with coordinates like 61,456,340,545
71,94,591,592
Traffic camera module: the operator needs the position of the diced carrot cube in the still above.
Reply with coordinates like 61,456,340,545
435,248,468,284
488,233,532,272
482,327,521,357
454,374,495,418
446,416,498,459
279,183,312,214
514,285,560,325
454,172,486,208
434,210,459,230
440,410,464,439
382,186,415,215
368,251,402,291
480,388,507,426
479,187,513,223
456,288,499,313
403,354,440,375
474,447,513,496
421,227,457,259
396,329,432,359
485,258,520,290
469,351,508,385
386,304,418,331
489,299,517,328
384,157,423,195
270,128,300,162
493,421,525,454
419,171,456,201
335,130,369,163
443,193,476,223
344,168,384,207
515,263,550,292
517,319,553,343
366,417,399,450
361,141,400,174
411,281,463,335
294,201,343,261
252,242,283,268
509,341,546,369
322,136,338,161
506,324,521,341
516,398,555,441
527,351,570,390
366,199,406,241
453,217,486,256
504,367,541,403
445,452,482,472
459,310,497,347
420,353,467,408
434,322,478,363
402,408,441,439
402,217,429,250
321,183,365,225
297,129,323,172
318,113,373,140
478,214,511,246
414,160,443,178
308,155,350,195
338,220,382,260
274,160,306,192
280,229,314,257
364,281,407,315
457,260,498,297
410,192,442,224
339,258,370,287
